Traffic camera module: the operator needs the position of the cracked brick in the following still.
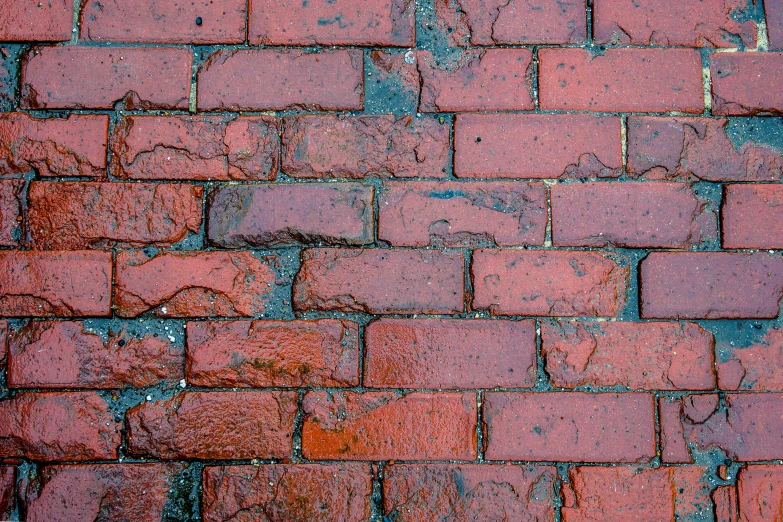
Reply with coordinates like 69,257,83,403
712,465,783,522
718,326,783,391
722,184,783,249
0,179,22,246
711,53,783,115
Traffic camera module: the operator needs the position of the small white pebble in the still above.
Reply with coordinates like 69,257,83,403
179,379,187,388
146,395,152,401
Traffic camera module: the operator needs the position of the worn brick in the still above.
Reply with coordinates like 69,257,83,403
713,465,783,522
0,0,73,41
0,466,12,521
302,391,477,460
769,0,783,50
717,326,783,391
711,53,783,115
0,320,6,370
722,184,783,249
0,179,22,245
484,392,655,462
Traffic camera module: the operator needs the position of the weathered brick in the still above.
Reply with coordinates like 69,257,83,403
203,464,372,522
541,321,715,390
21,46,192,110
0,0,73,41
471,250,628,317
365,318,537,389
713,465,783,522
0,320,6,370
539,48,703,112
711,53,783,115
28,182,202,250
7,321,183,388
114,250,278,318
127,391,297,459
0,179,22,245
0,250,111,317
281,114,449,179
0,466,12,521
249,0,415,46
551,182,717,248
454,114,622,179
383,464,557,521
80,0,246,43
0,392,120,461
0,113,109,178
294,249,464,314
640,252,783,319
207,183,374,247
302,391,477,460
484,392,655,462
110,115,279,181
186,320,360,387
718,326,783,391
198,49,363,111
769,0,783,50
722,184,783,249
24,463,184,522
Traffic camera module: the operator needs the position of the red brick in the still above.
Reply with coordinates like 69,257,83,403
711,53,783,115
713,465,783,522
365,318,537,389
718,326,783,391
80,0,246,43
281,114,449,179
114,250,277,318
0,0,73,41
640,252,783,319
541,321,715,390
294,248,464,314
627,116,783,182
561,466,712,522
769,0,783,50
551,182,717,248
483,392,655,462
454,114,622,179
723,184,783,249
110,115,279,181
712,484,738,522
249,0,415,46
28,182,202,250
0,250,111,317
127,391,297,459
21,46,192,110
0,392,120,461
302,391,477,460
7,321,183,388
539,48,703,112
0,466,12,520
203,464,372,522
0,113,108,178
207,183,374,247
417,49,534,111
471,250,628,317
198,49,363,111
24,463,183,522
594,0,756,47
383,464,556,521
0,179,22,246
186,320,360,387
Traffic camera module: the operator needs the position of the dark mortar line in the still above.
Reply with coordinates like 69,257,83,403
370,462,386,522
476,390,485,461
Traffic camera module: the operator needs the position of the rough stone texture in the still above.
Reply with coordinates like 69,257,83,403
711,53,783,115
301,391,477,460
769,0,783,50
717,326,783,391
0,0,74,41
126,391,298,459
722,184,783,249
186,320,360,387
0,320,6,370
364,318,537,389
0,179,22,245
202,464,373,522
0,466,13,521
712,465,783,522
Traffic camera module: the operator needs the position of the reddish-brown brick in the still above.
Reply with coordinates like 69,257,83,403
0,0,74,41
383,464,557,521
80,0,246,43
186,320,360,387
0,250,111,317
484,392,655,462
249,0,414,46
454,114,622,179
28,182,202,250
769,0,783,50
0,466,12,520
0,113,109,178
711,53,783,115
365,318,537,389
281,115,450,179
0,392,120,461
722,184,783,249
640,252,783,319
7,321,183,388
713,465,783,522
203,464,372,522
539,48,703,112
127,391,298,459
471,250,628,317
110,115,279,181
21,46,192,110
717,326,783,391
114,250,278,318
294,248,464,314
541,321,715,390
302,391,477,460
207,183,374,247
551,182,717,248
24,463,183,522
0,179,22,246
198,49,363,111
